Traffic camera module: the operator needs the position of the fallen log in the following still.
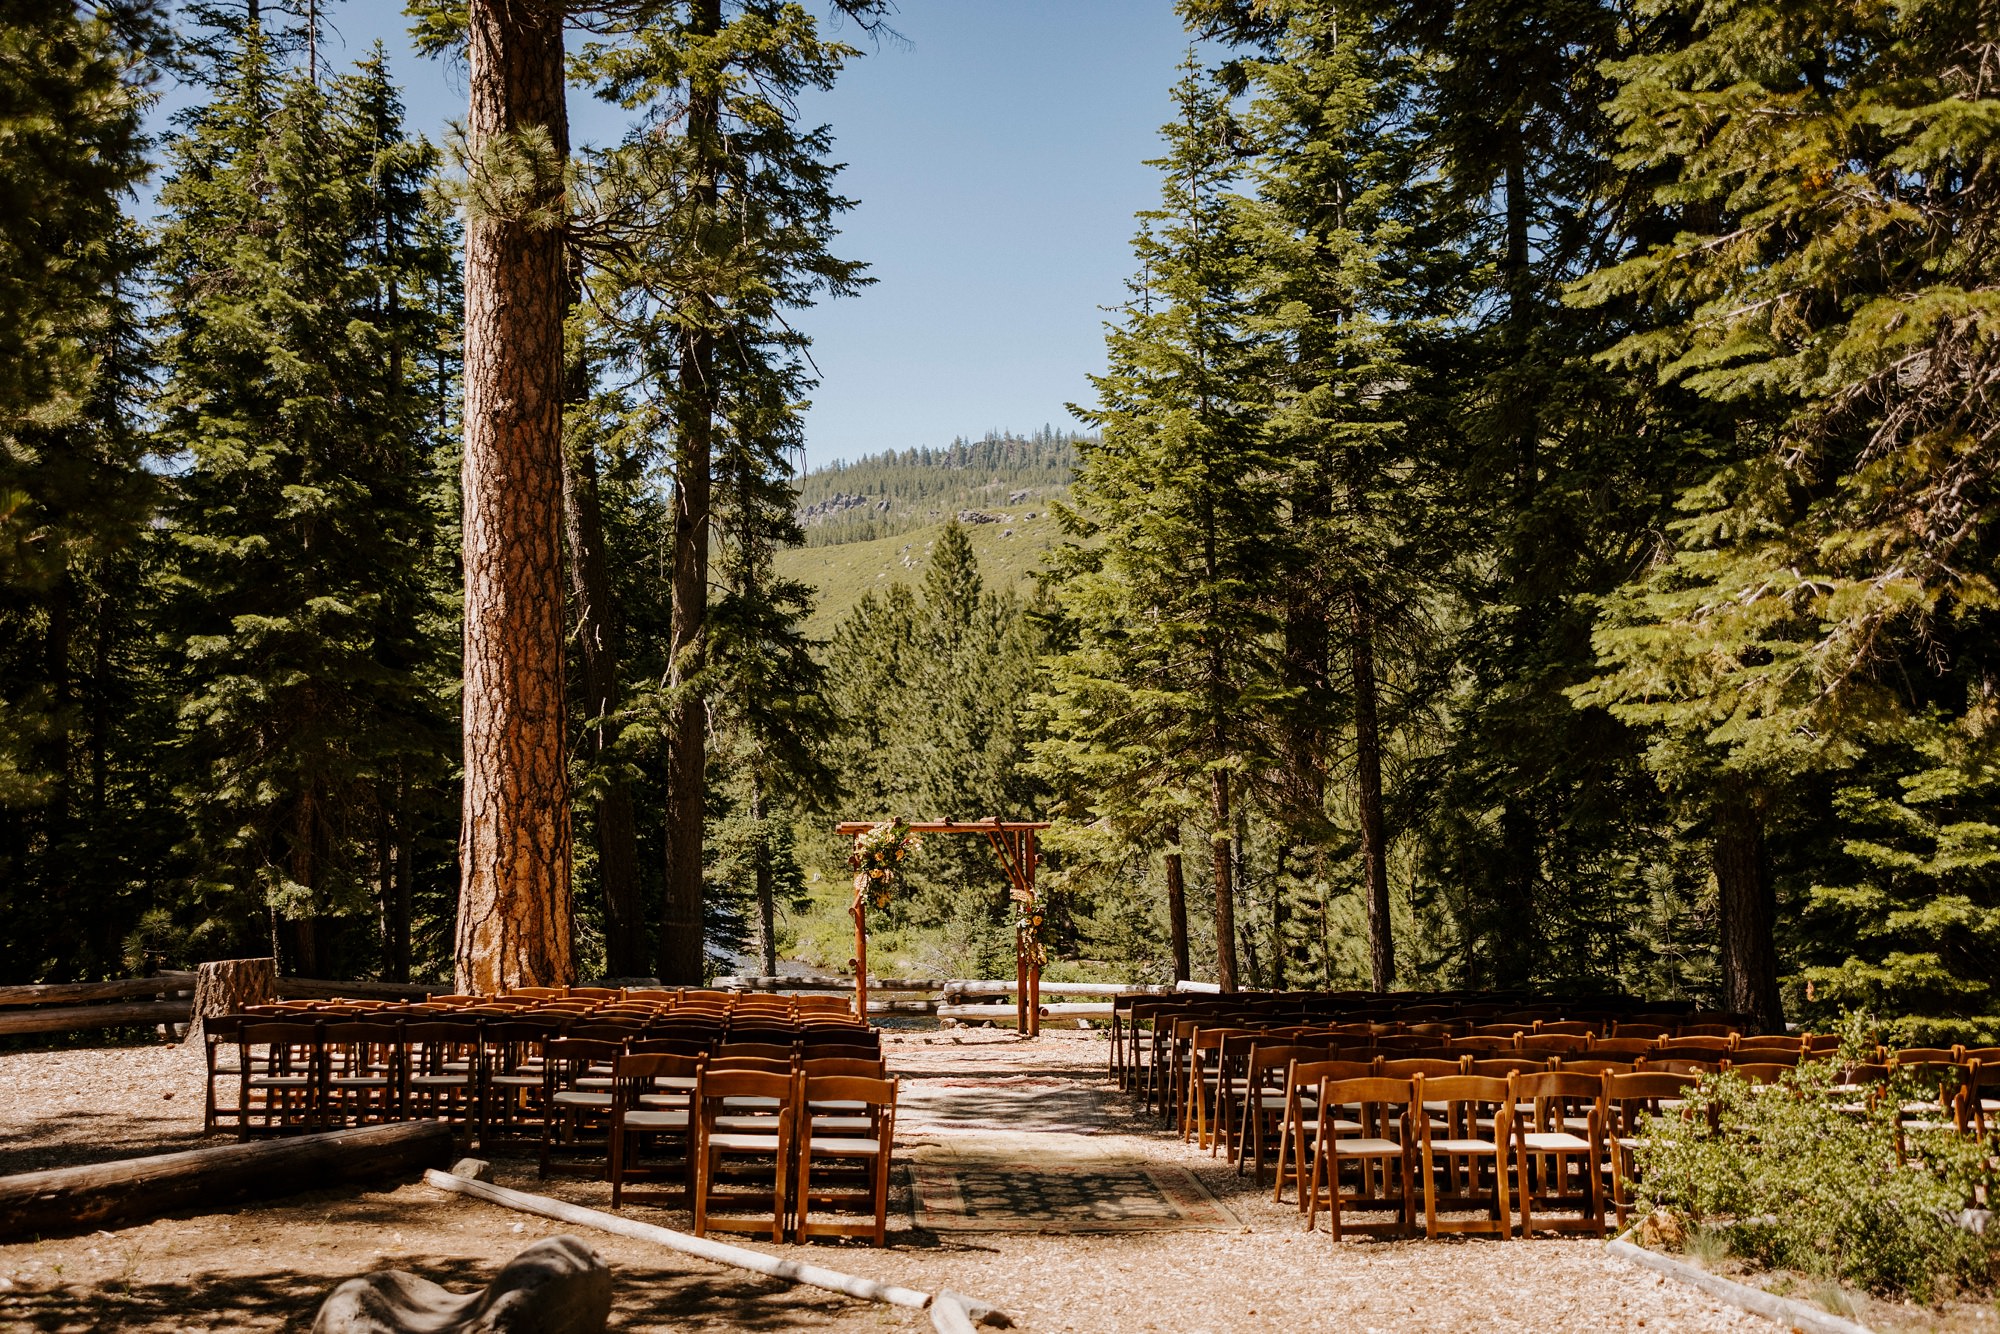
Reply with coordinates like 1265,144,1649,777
423,1169,934,1310
0,1122,454,1239
941,981,1169,998
0,998,191,1038
0,976,193,1009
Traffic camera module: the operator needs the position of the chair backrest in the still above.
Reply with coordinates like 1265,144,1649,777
1731,1046,1801,1066
800,1044,882,1064
1610,1022,1672,1040
1414,1074,1514,1127
1518,1034,1589,1057
1588,1037,1657,1058
1605,1070,1700,1103
1470,1023,1528,1038
799,1027,877,1048
1536,1020,1598,1037
1556,1057,1632,1076
1645,1057,1720,1076
1893,1046,1963,1065
698,1068,796,1105
1963,1047,2000,1066
716,1042,794,1063
801,1074,896,1113
800,1056,887,1078
1319,1075,1417,1110
1289,1058,1374,1091
566,986,623,1001
567,1021,644,1042
1734,1034,1805,1053
727,1028,801,1046
1373,1034,1441,1054
1657,1039,1732,1062
506,986,566,999
1672,1023,1737,1039
1469,1057,1547,1077
706,1055,792,1074
1379,1057,1462,1078
541,1037,623,1078
1512,1070,1605,1102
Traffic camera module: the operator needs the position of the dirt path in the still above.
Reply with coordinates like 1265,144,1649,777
0,1031,1775,1332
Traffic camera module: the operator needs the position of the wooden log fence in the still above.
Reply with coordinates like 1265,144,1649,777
0,970,435,1039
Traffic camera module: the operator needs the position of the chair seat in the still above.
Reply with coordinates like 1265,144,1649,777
331,1076,389,1088
553,1090,612,1108
249,1075,311,1087
1331,1136,1401,1156
490,1074,541,1088
708,1132,784,1151
621,1110,689,1130
1522,1131,1591,1151
640,1092,694,1107
811,1116,873,1133
722,1096,781,1111
411,1073,470,1087
1429,1137,1498,1154
805,1135,881,1155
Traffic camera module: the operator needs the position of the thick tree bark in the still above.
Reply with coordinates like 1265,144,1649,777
1715,796,1783,1032
1210,770,1238,992
1163,823,1190,983
1350,585,1393,993
659,0,724,986
560,332,645,979
455,0,574,993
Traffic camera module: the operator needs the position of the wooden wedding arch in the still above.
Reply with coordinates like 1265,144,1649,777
835,818,1050,1038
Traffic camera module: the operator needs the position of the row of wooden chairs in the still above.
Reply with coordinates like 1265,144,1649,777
201,1012,878,1139
572,1054,899,1244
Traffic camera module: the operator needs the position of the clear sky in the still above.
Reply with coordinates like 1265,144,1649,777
175,1,1196,469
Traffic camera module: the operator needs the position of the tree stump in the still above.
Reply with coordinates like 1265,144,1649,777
180,957,277,1047
312,1236,610,1334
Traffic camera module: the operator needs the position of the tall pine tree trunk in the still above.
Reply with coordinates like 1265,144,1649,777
1210,768,1238,992
1492,135,1541,989
659,0,723,986
1351,583,1393,993
455,0,574,992
1163,823,1190,983
1715,794,1783,1031
560,340,645,979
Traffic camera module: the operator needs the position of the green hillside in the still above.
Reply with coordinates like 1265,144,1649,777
778,430,1079,638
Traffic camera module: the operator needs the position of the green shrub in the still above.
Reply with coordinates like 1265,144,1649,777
1634,1035,1996,1301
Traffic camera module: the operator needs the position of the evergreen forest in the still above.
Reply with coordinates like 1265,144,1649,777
5,0,1999,1047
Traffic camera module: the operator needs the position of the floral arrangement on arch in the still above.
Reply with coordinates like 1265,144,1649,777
1013,885,1047,968
850,818,924,910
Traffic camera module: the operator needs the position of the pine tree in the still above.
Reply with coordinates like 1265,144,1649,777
1037,56,1282,992
575,0,881,981
152,27,455,975
1574,0,2000,1029
0,0,160,981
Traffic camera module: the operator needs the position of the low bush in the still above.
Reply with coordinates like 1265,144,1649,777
1634,1028,1997,1301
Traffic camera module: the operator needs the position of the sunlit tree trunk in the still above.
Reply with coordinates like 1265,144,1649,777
454,0,574,992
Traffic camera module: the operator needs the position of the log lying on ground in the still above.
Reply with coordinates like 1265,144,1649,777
936,1003,1113,1022
0,999,192,1038
0,975,194,1008
0,1122,454,1239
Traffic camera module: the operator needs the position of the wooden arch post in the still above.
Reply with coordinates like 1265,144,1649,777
835,819,1049,1038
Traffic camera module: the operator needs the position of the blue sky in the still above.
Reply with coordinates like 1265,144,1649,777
165,1,1195,468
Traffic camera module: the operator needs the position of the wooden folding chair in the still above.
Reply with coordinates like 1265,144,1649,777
1604,1070,1699,1229
201,1013,246,1136
1511,1071,1606,1237
693,1069,797,1241
1416,1073,1514,1239
405,1019,482,1131
322,1019,404,1125
1307,1076,1418,1240
1231,1042,1326,1183
609,1053,701,1209
1272,1057,1373,1206
237,1020,323,1137
796,1075,898,1245
539,1037,624,1177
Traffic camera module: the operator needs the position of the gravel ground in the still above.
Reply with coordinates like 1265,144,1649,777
0,1029,1783,1332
